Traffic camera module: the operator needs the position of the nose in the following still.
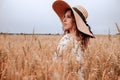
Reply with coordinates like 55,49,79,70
63,17,66,23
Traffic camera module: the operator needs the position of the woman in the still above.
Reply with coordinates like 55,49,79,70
52,1,94,80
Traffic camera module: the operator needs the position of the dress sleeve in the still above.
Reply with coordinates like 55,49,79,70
56,35,71,57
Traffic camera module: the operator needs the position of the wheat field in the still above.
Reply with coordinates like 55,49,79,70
0,34,120,80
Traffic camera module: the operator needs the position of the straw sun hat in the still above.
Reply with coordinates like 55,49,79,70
52,0,94,38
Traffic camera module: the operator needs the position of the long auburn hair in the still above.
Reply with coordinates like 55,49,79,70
64,8,91,52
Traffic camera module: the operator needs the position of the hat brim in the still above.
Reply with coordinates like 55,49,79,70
52,1,71,22
52,1,94,38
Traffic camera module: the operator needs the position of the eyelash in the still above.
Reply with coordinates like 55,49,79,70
67,16,71,18
64,15,72,18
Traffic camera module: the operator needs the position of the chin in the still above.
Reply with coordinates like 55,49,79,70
64,27,69,30
64,29,69,31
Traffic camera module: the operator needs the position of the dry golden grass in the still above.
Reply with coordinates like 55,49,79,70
0,34,120,80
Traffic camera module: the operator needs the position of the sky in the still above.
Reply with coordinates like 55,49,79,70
0,0,120,34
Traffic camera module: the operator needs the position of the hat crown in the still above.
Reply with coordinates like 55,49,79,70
74,5,88,19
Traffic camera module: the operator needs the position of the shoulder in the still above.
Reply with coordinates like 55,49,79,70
57,34,73,53
56,34,73,56
58,34,72,47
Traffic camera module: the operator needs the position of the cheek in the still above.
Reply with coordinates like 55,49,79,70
68,19,73,23
63,19,74,30
68,20,74,27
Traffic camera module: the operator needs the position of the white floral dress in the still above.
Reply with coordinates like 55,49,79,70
55,34,84,62
53,34,84,80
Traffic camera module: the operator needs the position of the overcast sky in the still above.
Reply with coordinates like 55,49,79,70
0,0,120,34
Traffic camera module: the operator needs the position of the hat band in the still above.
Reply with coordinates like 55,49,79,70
73,7,86,24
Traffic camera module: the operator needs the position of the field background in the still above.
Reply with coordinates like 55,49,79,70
0,34,120,80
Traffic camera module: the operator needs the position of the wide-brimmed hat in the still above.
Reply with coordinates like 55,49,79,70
52,0,94,38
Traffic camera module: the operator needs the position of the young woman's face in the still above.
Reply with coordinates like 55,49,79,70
62,10,75,31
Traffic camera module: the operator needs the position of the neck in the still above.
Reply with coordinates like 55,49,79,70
69,29,77,39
